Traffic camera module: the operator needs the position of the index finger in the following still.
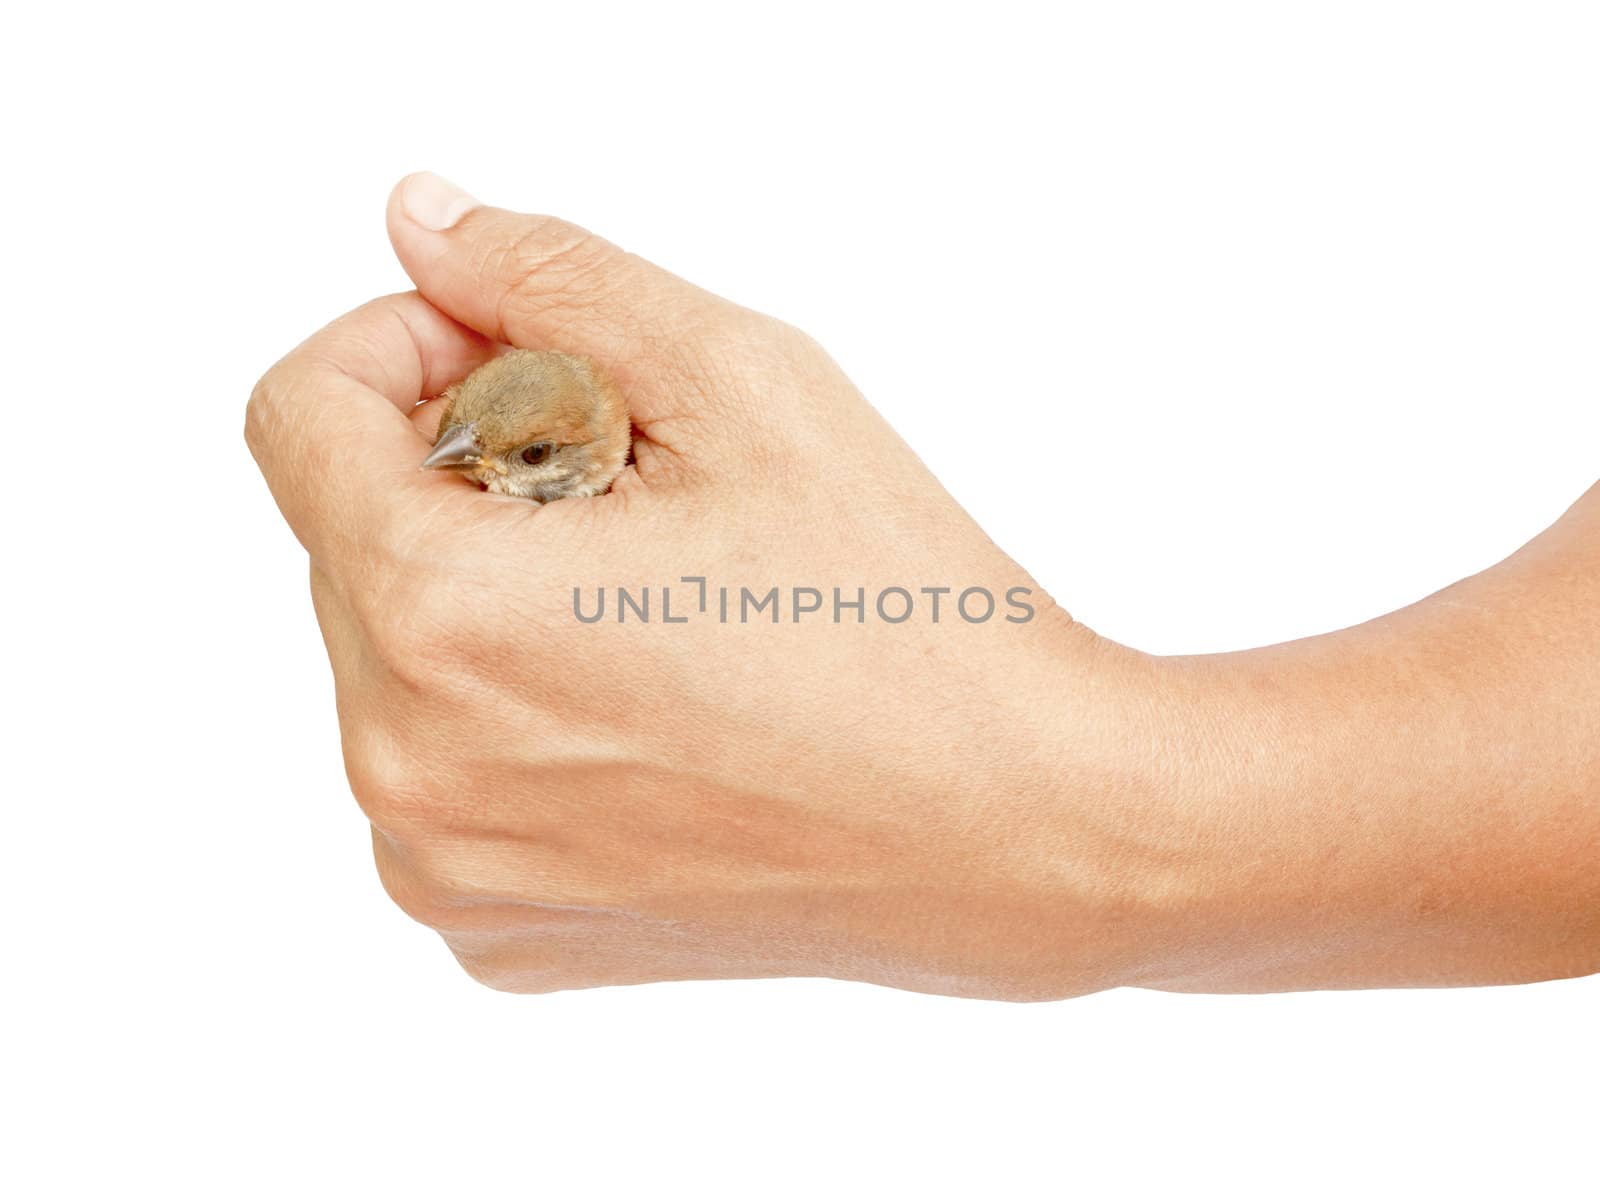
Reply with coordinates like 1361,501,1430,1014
245,291,497,560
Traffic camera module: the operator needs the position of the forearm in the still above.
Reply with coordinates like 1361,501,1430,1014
1075,484,1600,993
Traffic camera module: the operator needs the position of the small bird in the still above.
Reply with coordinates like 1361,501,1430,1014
421,350,631,502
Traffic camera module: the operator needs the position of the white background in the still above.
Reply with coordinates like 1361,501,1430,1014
5,2,1597,1196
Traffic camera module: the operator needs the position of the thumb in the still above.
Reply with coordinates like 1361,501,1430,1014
386,172,727,386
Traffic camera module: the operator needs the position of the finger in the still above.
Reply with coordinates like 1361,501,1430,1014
386,173,736,421
245,292,499,560
301,289,498,415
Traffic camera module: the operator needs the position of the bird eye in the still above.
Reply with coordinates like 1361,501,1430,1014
520,442,554,465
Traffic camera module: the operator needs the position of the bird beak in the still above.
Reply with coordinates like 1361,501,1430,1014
421,423,483,469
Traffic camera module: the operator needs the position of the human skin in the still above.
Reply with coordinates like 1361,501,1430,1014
244,172,1600,999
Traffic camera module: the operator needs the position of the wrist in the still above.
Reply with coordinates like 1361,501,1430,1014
901,614,1186,1000
947,623,1299,1001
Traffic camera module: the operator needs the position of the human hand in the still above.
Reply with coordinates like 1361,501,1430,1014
245,173,1151,999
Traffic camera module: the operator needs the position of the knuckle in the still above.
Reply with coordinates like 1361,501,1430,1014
396,841,485,902
376,858,463,930
346,562,508,709
452,950,534,993
765,317,849,398
360,578,433,664
675,311,833,419
699,309,816,369
446,939,567,994
344,738,438,833
243,367,289,459
354,570,463,685
510,216,611,283
765,314,826,363
495,219,621,328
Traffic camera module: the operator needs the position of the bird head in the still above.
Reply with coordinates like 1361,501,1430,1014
422,349,630,502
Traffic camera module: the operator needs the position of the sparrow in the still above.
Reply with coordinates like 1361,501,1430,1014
421,350,631,502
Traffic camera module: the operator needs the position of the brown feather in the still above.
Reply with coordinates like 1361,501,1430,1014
430,350,630,502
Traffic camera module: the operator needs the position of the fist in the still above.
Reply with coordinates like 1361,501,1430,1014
244,174,1136,999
